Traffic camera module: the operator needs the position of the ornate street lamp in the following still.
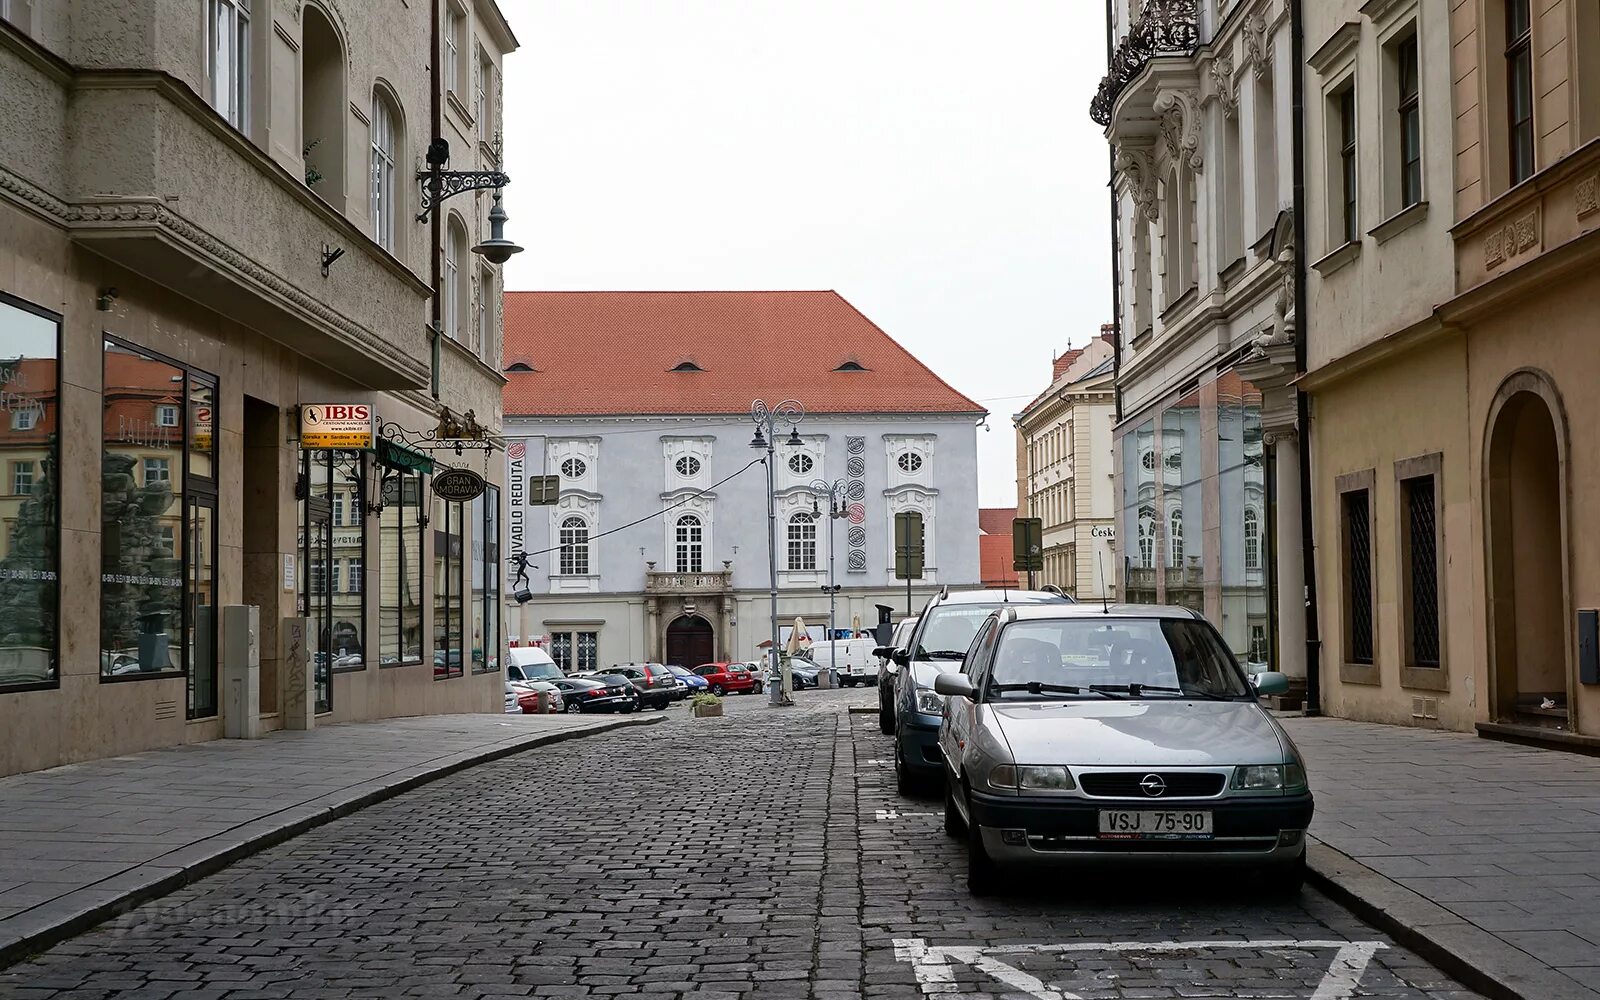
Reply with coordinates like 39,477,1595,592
750,398,805,707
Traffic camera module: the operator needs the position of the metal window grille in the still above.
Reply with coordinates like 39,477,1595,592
1406,476,1440,667
576,631,598,672
1344,489,1374,663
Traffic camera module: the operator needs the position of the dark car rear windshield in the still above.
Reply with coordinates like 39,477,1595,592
915,604,1012,659
593,674,629,686
986,618,1251,699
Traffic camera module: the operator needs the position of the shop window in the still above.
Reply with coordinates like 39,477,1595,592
787,511,818,571
302,449,364,700
100,339,219,719
473,485,500,674
674,514,703,573
379,462,426,665
433,488,465,679
0,293,60,690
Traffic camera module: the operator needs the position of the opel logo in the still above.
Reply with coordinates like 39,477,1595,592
1139,773,1166,797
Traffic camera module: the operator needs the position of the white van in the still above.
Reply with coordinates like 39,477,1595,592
506,646,563,683
806,638,880,687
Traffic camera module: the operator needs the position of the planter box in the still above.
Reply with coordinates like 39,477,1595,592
692,702,724,718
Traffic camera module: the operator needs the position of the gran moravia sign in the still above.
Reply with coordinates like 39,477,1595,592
432,468,487,503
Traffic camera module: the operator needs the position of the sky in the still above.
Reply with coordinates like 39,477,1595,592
499,0,1113,507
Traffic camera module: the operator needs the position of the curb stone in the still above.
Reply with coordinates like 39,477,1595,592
1305,839,1600,1000
0,714,660,970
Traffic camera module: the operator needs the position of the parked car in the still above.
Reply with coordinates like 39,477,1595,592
892,588,1073,795
506,646,564,684
876,617,919,734
551,675,636,713
666,663,711,695
692,661,756,695
933,602,1307,896
807,638,880,687
504,679,563,714
609,663,677,710
787,657,821,690
743,660,770,694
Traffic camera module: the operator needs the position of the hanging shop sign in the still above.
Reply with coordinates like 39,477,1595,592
300,403,374,449
433,467,487,503
192,405,213,451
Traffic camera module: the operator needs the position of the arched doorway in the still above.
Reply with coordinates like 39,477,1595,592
665,615,714,668
1485,377,1570,727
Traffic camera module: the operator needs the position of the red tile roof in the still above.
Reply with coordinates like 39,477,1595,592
501,291,985,417
1051,349,1083,381
980,534,1020,588
978,506,1017,535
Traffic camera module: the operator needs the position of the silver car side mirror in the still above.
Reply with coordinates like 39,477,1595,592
1251,671,1289,696
933,673,975,700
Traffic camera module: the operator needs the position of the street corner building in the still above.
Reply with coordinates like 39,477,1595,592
1094,0,1307,690
0,1,518,776
1302,0,1600,742
498,291,985,671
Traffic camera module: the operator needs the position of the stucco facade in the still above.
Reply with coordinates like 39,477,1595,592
0,1,516,775
1013,336,1118,601
1303,0,1600,740
1093,0,1306,680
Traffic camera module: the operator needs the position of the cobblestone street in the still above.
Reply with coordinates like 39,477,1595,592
0,690,1481,999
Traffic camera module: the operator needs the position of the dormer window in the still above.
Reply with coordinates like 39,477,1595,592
504,362,533,372
670,360,705,372
834,360,868,372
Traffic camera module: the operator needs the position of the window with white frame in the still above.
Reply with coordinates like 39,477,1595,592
332,491,345,527
476,50,492,141
10,461,32,496
207,0,251,131
11,406,37,430
787,512,817,571
674,514,703,573
445,216,467,340
347,557,362,593
370,91,399,252
558,516,590,575
1244,506,1261,570
477,267,493,357
675,455,701,478
157,405,179,427
445,4,464,95
144,458,172,487
1168,507,1184,566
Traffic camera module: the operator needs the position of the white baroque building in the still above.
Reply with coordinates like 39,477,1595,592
500,291,984,672
1092,0,1306,682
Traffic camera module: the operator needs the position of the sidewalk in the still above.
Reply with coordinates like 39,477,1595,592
1285,715,1600,1000
0,711,656,967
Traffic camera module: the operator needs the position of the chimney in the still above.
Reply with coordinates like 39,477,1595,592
1099,323,1116,346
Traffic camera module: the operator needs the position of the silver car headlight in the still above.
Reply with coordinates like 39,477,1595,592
987,764,1075,792
915,687,943,716
1231,763,1309,793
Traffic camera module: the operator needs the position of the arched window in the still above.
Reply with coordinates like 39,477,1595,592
558,516,589,576
1244,507,1261,570
1137,503,1155,567
445,215,468,341
675,514,703,573
1169,507,1184,566
300,4,345,208
787,511,817,571
369,88,400,251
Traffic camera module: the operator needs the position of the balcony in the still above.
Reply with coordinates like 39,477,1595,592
645,570,733,595
1089,0,1199,127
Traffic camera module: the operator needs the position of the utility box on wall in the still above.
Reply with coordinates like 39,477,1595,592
222,605,261,740
1580,610,1598,686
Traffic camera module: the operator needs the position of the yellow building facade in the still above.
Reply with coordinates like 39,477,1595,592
1305,0,1600,742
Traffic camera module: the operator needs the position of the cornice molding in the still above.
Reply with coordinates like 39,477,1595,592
1308,21,1362,76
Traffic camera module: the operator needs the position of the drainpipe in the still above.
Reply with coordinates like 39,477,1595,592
1289,0,1322,715
428,0,443,400
1105,0,1123,423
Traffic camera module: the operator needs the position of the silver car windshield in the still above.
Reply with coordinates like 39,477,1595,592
916,605,1006,660
987,619,1251,699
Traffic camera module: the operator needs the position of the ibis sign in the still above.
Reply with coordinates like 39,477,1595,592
300,403,373,449
433,468,487,503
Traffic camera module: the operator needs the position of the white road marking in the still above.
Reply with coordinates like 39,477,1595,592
875,809,938,820
892,937,1388,1000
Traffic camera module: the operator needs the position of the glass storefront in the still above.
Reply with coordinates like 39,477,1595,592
379,464,425,665
100,339,219,715
0,294,59,689
1118,372,1273,668
433,487,464,679
300,449,365,712
472,485,500,674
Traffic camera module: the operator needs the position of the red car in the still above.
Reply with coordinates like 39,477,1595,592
693,661,756,695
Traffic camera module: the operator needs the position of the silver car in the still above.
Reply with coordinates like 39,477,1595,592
933,603,1308,896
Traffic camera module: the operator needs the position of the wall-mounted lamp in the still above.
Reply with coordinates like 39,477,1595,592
320,244,345,277
96,287,119,312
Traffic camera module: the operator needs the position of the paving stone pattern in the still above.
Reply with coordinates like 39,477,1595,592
1,693,1481,999
1284,717,1600,997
